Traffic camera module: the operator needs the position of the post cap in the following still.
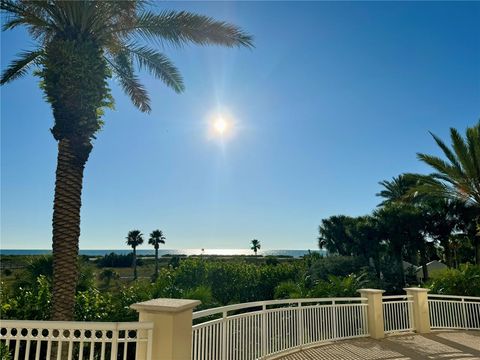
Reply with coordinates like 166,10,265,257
357,289,385,294
131,298,201,313
403,287,430,293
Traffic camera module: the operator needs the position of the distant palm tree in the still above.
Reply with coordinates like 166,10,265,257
376,174,418,206
250,239,261,255
1,0,252,320
149,229,166,279
411,122,480,263
126,230,144,280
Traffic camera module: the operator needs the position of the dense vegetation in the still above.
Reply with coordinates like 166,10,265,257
2,253,478,322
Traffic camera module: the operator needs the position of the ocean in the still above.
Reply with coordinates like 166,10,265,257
0,249,325,258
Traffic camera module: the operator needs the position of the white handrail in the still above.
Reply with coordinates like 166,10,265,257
428,294,480,330
428,294,480,301
192,297,367,320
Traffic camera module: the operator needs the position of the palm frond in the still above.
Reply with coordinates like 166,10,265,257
117,10,253,48
126,43,184,93
429,132,463,173
1,49,42,85
106,52,151,113
450,127,475,179
417,153,465,184
1,0,53,33
465,122,480,183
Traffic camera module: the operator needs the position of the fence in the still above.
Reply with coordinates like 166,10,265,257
191,298,369,360
382,295,413,333
428,294,480,330
2,291,480,360
0,320,153,360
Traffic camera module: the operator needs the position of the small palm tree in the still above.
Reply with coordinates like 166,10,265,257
412,122,480,263
149,229,166,280
1,0,252,320
250,239,261,255
126,230,144,280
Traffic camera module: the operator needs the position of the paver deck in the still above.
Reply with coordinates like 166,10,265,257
278,331,480,360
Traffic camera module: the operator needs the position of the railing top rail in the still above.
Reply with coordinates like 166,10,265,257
383,295,413,300
0,320,154,330
428,294,480,301
192,297,367,320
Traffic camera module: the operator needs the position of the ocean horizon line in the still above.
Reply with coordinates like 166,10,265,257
0,248,325,258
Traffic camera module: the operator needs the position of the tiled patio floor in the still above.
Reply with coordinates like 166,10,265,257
279,331,480,360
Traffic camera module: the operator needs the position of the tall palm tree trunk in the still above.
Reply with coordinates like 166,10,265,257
133,247,137,280
155,246,159,278
51,139,90,320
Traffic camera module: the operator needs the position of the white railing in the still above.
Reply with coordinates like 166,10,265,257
0,320,153,360
382,295,413,333
191,297,369,360
428,294,480,330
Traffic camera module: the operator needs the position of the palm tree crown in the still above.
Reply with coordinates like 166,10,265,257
126,230,144,249
1,1,253,115
377,174,418,206
413,122,480,207
250,239,261,254
149,229,166,249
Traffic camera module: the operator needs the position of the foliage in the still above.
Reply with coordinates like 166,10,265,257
74,289,116,321
183,285,218,310
274,281,303,299
1,275,51,320
97,253,142,268
0,342,10,360
149,230,166,249
412,121,480,207
427,264,480,297
309,273,370,298
308,256,368,282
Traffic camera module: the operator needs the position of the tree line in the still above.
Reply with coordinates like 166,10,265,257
319,122,479,288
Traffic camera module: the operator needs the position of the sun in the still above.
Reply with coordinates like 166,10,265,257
213,117,229,135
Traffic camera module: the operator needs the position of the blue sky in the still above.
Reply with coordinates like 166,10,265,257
1,2,479,250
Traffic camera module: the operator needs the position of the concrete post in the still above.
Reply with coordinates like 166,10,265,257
358,289,385,339
131,298,201,360
404,288,431,333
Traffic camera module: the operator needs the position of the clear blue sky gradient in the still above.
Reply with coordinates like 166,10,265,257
1,2,479,250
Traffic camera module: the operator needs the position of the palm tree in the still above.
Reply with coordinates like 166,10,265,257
126,230,144,280
250,239,261,255
376,174,418,206
1,1,252,320
149,229,166,279
412,122,480,263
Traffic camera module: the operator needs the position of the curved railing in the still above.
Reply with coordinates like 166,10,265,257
428,294,480,330
191,297,369,360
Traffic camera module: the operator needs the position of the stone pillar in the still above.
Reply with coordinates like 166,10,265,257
358,289,385,339
131,298,201,360
404,288,431,333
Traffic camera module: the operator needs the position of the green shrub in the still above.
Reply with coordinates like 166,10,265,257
1,275,51,320
308,273,369,298
308,256,368,281
427,264,480,296
96,252,142,268
274,281,303,299
0,342,10,360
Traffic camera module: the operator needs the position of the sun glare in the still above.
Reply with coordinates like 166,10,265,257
213,117,229,135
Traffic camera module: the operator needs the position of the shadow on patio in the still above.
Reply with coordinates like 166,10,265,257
279,331,480,360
